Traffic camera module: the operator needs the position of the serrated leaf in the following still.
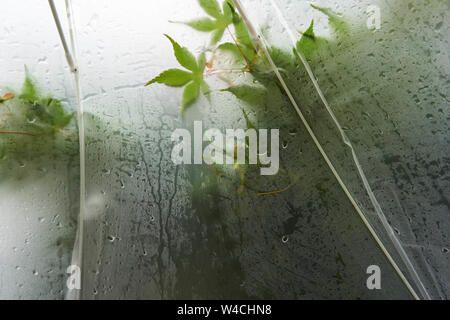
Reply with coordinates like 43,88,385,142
303,19,316,39
46,98,67,122
145,38,207,113
199,0,222,19
310,4,349,35
182,81,200,111
200,79,210,97
46,99,74,128
222,85,267,107
18,73,73,131
222,0,233,24
211,28,226,45
183,18,218,31
234,18,252,48
182,1,234,45
217,42,241,57
267,46,294,71
296,20,316,56
197,52,207,73
37,97,74,129
19,70,39,103
164,34,198,71
145,68,193,87
217,42,254,66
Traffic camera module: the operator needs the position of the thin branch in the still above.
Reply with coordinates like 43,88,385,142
0,131,35,136
226,26,251,71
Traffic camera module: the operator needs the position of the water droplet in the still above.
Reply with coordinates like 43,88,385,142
282,235,289,243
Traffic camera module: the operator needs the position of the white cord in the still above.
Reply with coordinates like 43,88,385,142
48,0,85,300
48,0,76,73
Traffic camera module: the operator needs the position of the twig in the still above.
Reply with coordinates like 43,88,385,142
0,131,34,136
226,26,251,71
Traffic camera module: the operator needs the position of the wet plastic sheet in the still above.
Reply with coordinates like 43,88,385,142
71,0,448,299
0,0,448,300
236,0,449,299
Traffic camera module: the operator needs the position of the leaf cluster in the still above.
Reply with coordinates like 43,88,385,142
18,71,74,132
145,1,346,115
145,34,209,112
182,0,234,45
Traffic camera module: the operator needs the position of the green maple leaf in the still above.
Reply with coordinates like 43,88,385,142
19,69,74,132
295,6,349,59
216,5,257,66
179,0,257,67
231,10,253,50
145,69,193,87
310,4,349,36
216,21,256,63
182,81,200,111
298,20,316,45
180,0,234,45
145,35,209,113
296,19,322,57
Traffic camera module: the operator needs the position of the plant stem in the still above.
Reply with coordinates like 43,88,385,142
226,26,251,71
0,131,34,136
207,68,249,75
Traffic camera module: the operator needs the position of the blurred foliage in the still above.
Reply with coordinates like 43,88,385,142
144,0,352,195
0,69,78,180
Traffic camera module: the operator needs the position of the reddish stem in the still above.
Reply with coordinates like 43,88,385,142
226,26,251,71
0,131,34,136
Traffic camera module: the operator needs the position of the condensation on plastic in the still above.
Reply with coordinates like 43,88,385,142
66,0,446,299
236,0,449,299
0,0,79,299
1,0,446,300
